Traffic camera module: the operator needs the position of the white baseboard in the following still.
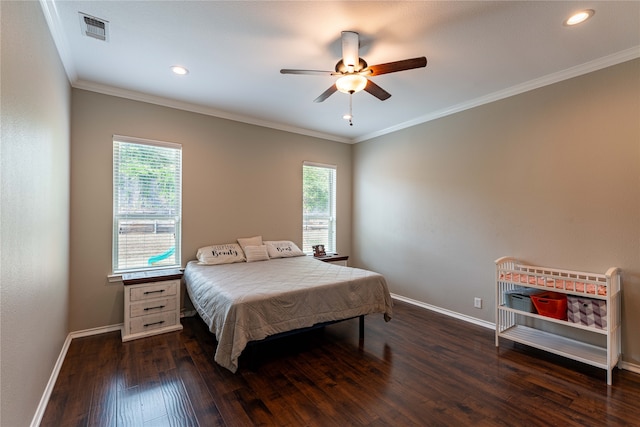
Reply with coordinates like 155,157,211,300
30,334,72,427
391,293,495,330
391,293,640,376
620,361,640,375
30,323,123,427
68,323,123,340
181,309,197,318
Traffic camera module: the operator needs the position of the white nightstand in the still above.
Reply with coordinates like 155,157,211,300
315,254,349,266
121,269,183,342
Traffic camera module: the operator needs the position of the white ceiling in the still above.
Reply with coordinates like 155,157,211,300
42,1,640,143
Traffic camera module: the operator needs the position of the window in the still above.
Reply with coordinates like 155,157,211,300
302,162,336,254
113,136,182,273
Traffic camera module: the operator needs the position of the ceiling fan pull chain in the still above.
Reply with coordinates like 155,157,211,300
344,93,354,126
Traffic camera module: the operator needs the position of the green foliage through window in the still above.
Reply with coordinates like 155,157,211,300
113,137,182,272
302,163,336,254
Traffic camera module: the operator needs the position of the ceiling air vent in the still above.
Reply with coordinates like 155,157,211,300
79,12,109,42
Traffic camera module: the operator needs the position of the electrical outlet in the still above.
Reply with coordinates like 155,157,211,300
474,297,482,309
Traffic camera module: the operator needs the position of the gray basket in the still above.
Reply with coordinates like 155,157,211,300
504,288,540,313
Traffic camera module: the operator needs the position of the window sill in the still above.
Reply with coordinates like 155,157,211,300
108,273,123,283
108,267,184,283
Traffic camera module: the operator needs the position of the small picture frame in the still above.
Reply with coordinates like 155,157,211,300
312,244,326,257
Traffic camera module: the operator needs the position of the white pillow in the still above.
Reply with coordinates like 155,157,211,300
264,241,305,258
237,235,263,250
196,243,246,265
244,245,270,262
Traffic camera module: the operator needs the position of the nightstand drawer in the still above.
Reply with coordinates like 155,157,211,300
129,280,178,302
130,297,176,318
129,311,178,335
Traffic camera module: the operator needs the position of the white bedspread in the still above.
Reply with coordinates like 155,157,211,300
183,256,393,372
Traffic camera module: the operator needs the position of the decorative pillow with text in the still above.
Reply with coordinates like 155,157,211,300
264,241,305,258
196,243,246,265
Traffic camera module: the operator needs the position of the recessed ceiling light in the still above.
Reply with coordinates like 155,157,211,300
564,9,595,26
171,65,189,75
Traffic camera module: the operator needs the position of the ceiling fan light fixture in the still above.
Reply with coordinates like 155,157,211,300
564,9,594,26
336,74,367,94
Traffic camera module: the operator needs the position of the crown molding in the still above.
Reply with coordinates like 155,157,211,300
355,46,640,143
72,80,351,144
40,0,638,147
39,0,77,83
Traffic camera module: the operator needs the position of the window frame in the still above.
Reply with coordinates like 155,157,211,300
112,135,182,274
302,161,337,255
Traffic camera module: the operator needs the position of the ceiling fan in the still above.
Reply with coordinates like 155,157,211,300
280,31,427,103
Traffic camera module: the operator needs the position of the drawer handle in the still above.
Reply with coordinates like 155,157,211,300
144,305,166,311
144,320,165,328
144,289,165,295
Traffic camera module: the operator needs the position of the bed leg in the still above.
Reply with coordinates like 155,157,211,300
359,315,364,340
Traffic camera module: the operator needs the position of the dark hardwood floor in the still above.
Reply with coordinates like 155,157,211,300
41,300,640,426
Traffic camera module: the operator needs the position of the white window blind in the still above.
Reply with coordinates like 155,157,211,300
302,162,336,254
113,136,182,273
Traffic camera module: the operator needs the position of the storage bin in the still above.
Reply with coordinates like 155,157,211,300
504,288,541,313
567,296,607,329
531,292,568,320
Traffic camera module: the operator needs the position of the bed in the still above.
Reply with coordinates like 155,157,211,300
184,252,393,373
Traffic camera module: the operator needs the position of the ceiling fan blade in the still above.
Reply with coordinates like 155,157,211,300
314,84,338,103
280,69,335,76
341,31,360,70
367,57,427,76
364,79,391,101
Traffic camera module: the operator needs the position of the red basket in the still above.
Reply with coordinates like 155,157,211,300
531,292,567,320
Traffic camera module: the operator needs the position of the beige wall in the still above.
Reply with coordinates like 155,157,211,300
0,1,71,425
352,59,640,364
69,89,352,331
